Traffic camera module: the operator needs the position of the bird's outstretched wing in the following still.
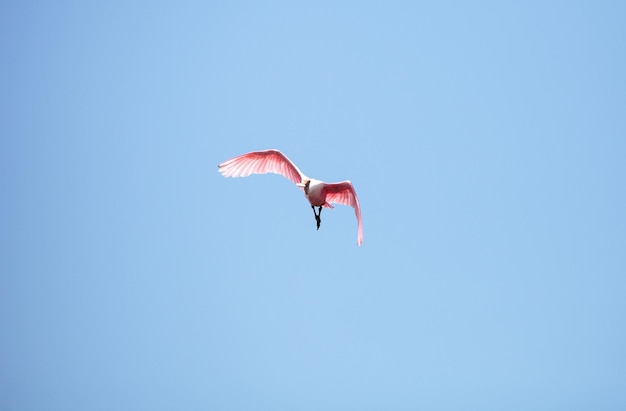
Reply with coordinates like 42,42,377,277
218,149,305,185
323,181,363,246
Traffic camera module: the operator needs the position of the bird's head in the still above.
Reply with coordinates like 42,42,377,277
297,179,311,194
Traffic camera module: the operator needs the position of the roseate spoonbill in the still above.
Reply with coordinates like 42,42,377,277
218,149,363,246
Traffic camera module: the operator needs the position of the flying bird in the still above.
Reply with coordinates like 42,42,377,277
218,149,363,246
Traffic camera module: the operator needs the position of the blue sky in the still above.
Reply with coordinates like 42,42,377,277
2,1,625,409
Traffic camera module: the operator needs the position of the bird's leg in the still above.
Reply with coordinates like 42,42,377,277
316,206,322,230
311,205,321,230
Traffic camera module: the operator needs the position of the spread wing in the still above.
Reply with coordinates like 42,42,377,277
217,149,305,185
323,181,363,246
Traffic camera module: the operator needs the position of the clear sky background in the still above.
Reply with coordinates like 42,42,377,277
2,1,625,410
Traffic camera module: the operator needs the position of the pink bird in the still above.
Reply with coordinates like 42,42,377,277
218,149,363,246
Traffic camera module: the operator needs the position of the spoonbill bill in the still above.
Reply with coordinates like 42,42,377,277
218,149,363,246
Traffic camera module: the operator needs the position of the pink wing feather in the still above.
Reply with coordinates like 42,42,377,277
323,181,363,246
218,149,305,185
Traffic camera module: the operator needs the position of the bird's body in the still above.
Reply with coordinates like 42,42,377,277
218,149,363,246
303,179,326,206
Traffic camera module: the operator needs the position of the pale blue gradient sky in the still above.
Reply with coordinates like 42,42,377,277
2,1,625,410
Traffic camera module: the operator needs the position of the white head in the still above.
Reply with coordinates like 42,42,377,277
296,179,311,194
